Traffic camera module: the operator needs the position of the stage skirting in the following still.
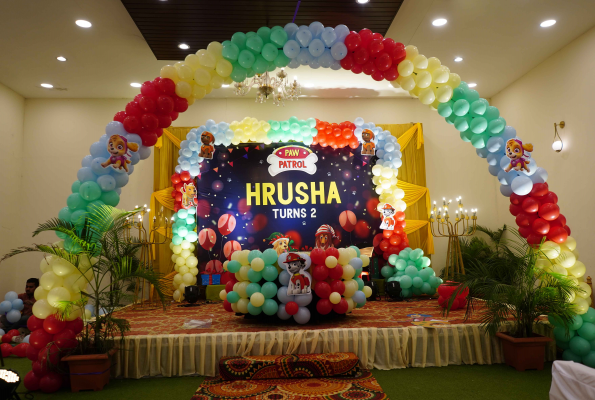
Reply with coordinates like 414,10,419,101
113,323,556,378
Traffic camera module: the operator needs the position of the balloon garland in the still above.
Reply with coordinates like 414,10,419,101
22,20,589,393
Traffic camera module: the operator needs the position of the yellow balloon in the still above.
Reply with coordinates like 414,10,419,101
175,81,192,98
173,290,182,301
172,245,182,254
239,250,250,265
338,249,351,265
329,292,341,304
194,68,211,86
363,286,372,298
239,265,250,281
160,65,178,81
419,87,436,105
219,290,227,301
193,84,207,99
40,271,63,291
216,59,233,77
578,282,592,299
251,258,265,272
549,264,567,276
32,299,56,319
207,41,223,58
39,257,53,274
541,241,561,259
185,54,201,69
426,57,441,72
182,272,194,285
237,298,249,314
564,236,577,251
210,75,224,89
447,73,461,89
400,76,416,91
572,297,589,314
198,50,216,69
177,64,194,82
180,249,191,259
412,54,428,70
361,255,370,268
173,273,183,285
47,287,72,308
432,66,450,84
568,261,586,278
51,258,75,277
346,298,355,313
325,256,338,268
250,292,265,307
34,286,48,301
397,60,414,77
187,96,195,106
237,281,249,298
436,85,453,103
343,281,357,298
342,264,355,280
556,251,576,268
179,265,189,274
415,71,432,88
404,45,418,60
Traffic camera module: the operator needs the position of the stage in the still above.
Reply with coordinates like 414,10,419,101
112,299,556,379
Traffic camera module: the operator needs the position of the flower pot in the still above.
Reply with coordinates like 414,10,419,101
496,332,553,371
62,348,117,392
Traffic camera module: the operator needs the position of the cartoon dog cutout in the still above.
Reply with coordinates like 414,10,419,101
181,182,198,209
101,135,139,172
284,253,311,295
198,131,215,159
379,203,396,230
315,224,337,250
361,129,376,156
267,232,294,255
504,139,533,173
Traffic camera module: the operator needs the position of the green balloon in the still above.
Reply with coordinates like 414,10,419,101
570,314,584,330
578,322,595,341
401,288,412,298
570,336,591,356
582,351,595,368
356,299,366,308
58,206,72,222
464,89,480,103
230,64,248,82
548,314,563,327
248,250,263,263
246,35,264,53
273,52,290,68
227,260,241,274
247,303,262,315
226,291,240,303
261,43,278,62
238,50,255,69
252,55,268,74
67,193,88,211
421,283,433,294
453,99,470,116
246,283,261,297
71,209,87,226
267,62,276,72
270,28,288,47
396,259,407,271
388,254,398,266
247,269,262,283
451,87,466,101
459,129,473,142
429,276,441,289
562,349,583,362
470,98,489,116
582,308,595,323
100,190,120,207
470,117,488,134
231,32,247,50
445,113,457,125
64,237,82,254
79,181,102,201
262,299,279,316
488,117,506,134
246,68,255,78
222,41,240,61
381,266,393,278
412,287,423,296
405,266,418,278
396,270,405,277
257,26,271,43
557,339,570,350
245,31,256,38
454,116,471,132
484,106,500,120
412,277,423,288
471,133,489,149
86,200,105,213
419,267,433,281
172,235,182,245
437,102,453,117
355,278,364,291
262,265,278,282
261,249,278,265
71,180,82,193
400,275,412,289
261,282,278,299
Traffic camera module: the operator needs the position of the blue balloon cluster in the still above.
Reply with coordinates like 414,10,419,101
58,121,151,249
268,117,317,144
277,252,313,324
354,117,402,169
176,120,231,176
437,82,548,197
0,291,23,324
283,22,349,69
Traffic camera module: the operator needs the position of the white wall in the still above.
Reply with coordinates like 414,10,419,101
0,82,25,296
492,25,595,278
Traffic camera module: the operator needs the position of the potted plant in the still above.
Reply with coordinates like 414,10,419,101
2,205,166,391
445,231,580,371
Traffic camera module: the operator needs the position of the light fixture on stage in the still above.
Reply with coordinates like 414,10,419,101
552,121,565,152
385,281,403,301
0,369,20,400
364,280,378,301
234,69,301,106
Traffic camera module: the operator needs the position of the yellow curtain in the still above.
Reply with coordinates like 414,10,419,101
379,123,434,255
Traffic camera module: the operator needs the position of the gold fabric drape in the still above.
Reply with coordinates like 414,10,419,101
379,123,434,254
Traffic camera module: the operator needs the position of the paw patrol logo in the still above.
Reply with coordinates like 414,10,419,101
267,145,318,176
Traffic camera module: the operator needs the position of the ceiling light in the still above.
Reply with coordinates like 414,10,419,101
356,0,370,3
178,43,190,50
75,20,92,28
454,56,463,62
540,20,556,28
130,82,142,88
468,83,477,88
56,56,67,62
432,18,447,27
222,84,230,88
40,83,53,88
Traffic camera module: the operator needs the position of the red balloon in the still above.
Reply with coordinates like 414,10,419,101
351,63,363,74
312,264,329,281
140,131,158,146
218,214,237,236
310,248,326,265
170,173,181,185
564,226,571,236
141,113,159,130
54,329,78,351
526,233,545,245
113,111,126,123
330,280,345,295
198,228,217,250
382,230,393,238
39,371,63,394
515,212,533,227
32,360,48,377
375,52,392,71
530,183,549,197
1,343,12,357
12,342,29,358
379,239,390,251
27,315,44,331
39,343,61,365
547,226,568,244
539,203,560,221
30,329,54,350
390,43,406,63
340,53,354,70
541,191,558,205
339,210,357,232
157,78,176,96
316,299,333,315
383,66,399,81
395,211,406,221
314,281,332,299
1,334,11,344
174,97,188,113
325,247,339,259
371,70,384,81
140,81,159,98
285,301,299,316
344,32,362,51
332,298,349,314
180,170,191,182
518,225,532,238
362,60,377,76
139,96,156,113
24,370,41,391
509,204,522,216
223,300,233,312
27,341,39,361
170,111,179,121
125,101,142,117
328,264,344,280
368,39,384,55
157,95,175,113
389,235,402,246
353,47,369,65
359,28,373,46
65,318,84,335
43,315,66,335
522,197,539,213
532,218,550,235
157,114,173,129
510,193,525,206
123,116,140,133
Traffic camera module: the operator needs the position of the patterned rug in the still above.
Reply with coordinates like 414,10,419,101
116,298,478,336
192,370,388,400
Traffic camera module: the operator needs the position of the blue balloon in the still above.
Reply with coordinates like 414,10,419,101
283,40,300,58
486,152,501,166
294,293,312,307
6,309,21,323
4,291,18,302
308,38,325,57
295,29,312,47
530,167,548,184
486,137,504,153
353,291,366,304
90,141,108,158
11,299,24,311
105,121,127,136
277,286,295,304
77,167,97,183
511,175,533,195
81,155,93,167
488,164,501,176
91,157,110,176
330,42,347,60
139,146,151,160
321,27,337,46
97,174,116,192
309,21,324,37
279,270,291,286
277,304,292,320
349,257,363,270
293,306,311,324
0,301,12,313
23,335,30,344
112,170,129,188
318,49,334,68
297,48,313,65
129,151,140,165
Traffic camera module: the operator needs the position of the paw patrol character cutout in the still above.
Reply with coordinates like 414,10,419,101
379,203,396,230
284,253,312,295
504,138,533,173
361,129,376,156
101,135,139,172
181,182,198,209
315,224,337,250
198,131,215,160
266,232,295,255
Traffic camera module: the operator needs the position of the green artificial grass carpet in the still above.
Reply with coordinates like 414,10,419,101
2,356,552,399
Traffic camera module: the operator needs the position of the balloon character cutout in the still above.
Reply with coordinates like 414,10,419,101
379,203,397,230
283,253,312,295
504,138,533,173
315,224,337,250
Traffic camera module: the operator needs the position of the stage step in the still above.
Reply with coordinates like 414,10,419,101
219,352,361,381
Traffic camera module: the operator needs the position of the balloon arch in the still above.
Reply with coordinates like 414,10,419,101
42,22,588,349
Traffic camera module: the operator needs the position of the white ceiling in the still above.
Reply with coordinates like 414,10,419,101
0,0,594,100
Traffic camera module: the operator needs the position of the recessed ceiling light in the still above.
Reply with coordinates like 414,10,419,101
540,19,556,28
468,83,477,88
432,18,447,27
130,82,142,88
356,0,370,4
178,43,190,50
454,56,463,62
75,20,92,28
56,56,67,62
222,84,230,88
40,83,53,89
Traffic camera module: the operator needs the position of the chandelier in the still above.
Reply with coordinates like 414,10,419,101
234,69,301,106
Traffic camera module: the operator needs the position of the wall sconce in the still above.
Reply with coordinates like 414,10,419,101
552,121,564,152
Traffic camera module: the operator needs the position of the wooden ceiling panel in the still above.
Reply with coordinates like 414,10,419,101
121,0,403,60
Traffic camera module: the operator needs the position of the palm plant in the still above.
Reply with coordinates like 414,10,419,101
1,205,166,355
446,230,581,338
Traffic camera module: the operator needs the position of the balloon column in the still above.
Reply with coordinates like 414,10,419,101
382,248,442,298
169,207,199,302
551,307,595,367
0,291,24,327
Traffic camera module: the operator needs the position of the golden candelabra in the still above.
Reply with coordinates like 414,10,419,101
429,197,478,281
124,204,171,309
